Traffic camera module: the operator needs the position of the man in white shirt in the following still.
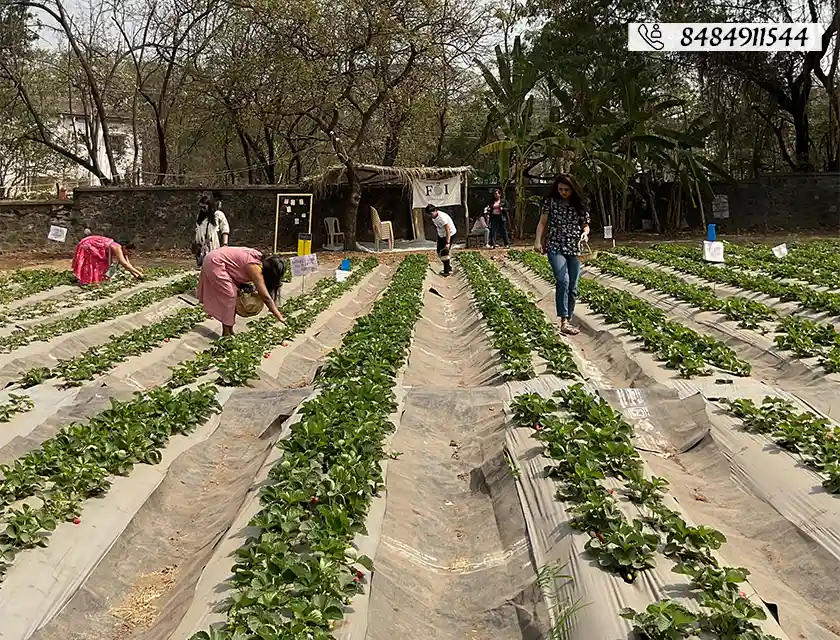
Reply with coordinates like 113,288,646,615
425,204,457,276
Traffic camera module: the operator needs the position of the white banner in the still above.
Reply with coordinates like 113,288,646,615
411,175,462,209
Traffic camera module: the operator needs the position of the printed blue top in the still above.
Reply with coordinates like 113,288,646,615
542,198,590,256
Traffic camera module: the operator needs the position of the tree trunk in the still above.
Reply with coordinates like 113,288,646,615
343,160,361,250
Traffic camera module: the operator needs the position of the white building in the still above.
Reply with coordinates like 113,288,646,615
1,111,142,198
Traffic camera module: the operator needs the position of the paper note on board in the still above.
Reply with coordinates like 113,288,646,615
283,198,289,205
603,225,613,239
294,218,299,225
47,225,68,242
286,206,292,213
772,243,788,259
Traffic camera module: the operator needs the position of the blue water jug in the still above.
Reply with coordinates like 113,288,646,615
707,224,716,242
340,258,351,271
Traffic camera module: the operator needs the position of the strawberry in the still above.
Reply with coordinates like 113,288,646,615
263,353,271,358
353,575,360,583
164,338,170,343
311,496,319,504
73,517,81,525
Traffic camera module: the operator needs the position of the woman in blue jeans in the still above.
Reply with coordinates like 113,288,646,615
534,175,590,335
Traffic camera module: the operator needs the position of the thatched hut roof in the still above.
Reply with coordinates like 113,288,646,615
302,164,473,194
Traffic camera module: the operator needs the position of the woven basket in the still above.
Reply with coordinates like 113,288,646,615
577,240,599,264
235,291,264,318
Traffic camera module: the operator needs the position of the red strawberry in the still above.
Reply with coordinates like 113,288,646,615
311,496,319,504
356,570,363,579
282,342,289,347
73,517,81,525
263,353,270,359
353,575,360,583
164,338,170,343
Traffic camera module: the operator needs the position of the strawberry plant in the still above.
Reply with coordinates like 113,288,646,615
726,396,840,493
458,252,579,379
0,394,33,422
590,253,777,331
509,250,751,378
0,267,181,326
189,255,427,640
167,257,379,388
511,384,779,638
616,245,840,321
0,274,199,353
0,268,76,306
0,384,220,578
17,306,206,388
620,600,699,640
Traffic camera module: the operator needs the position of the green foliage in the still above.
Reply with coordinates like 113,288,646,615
510,249,751,377
189,255,428,640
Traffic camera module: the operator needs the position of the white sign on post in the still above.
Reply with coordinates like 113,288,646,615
772,243,788,259
712,195,730,219
603,225,613,239
290,253,318,277
702,240,725,263
47,225,68,242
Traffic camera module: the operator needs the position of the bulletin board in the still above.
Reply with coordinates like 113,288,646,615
274,193,314,254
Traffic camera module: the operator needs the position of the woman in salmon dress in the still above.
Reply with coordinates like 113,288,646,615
72,235,144,285
197,246,286,337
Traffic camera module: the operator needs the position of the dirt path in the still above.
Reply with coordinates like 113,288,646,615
363,270,546,640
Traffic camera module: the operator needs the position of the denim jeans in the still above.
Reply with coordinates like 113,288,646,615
489,215,510,247
546,251,581,319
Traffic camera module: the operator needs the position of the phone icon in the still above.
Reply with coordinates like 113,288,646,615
637,23,665,50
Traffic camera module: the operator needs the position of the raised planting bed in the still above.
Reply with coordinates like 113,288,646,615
616,245,840,318
726,395,840,493
590,253,840,374
457,251,579,380
167,257,380,388
0,384,221,580
509,250,751,378
16,306,207,389
0,269,77,306
0,267,182,326
0,274,199,353
510,383,783,640
187,254,428,640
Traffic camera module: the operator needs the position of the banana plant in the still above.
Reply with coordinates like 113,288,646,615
475,36,550,238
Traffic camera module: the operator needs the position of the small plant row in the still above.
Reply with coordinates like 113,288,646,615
458,251,579,379
589,253,777,331
0,394,34,423
0,267,182,326
509,250,751,378
591,253,840,374
617,245,840,318
727,396,840,493
17,306,207,389
717,241,840,289
168,257,379,388
512,385,779,640
0,274,198,354
0,269,76,306
189,254,428,640
0,384,221,580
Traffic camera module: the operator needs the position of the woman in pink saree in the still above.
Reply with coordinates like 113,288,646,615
72,235,144,285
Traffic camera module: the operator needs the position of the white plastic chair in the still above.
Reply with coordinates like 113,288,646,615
323,217,345,249
370,207,394,252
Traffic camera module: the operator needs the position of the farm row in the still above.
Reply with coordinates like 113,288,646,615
0,240,838,640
